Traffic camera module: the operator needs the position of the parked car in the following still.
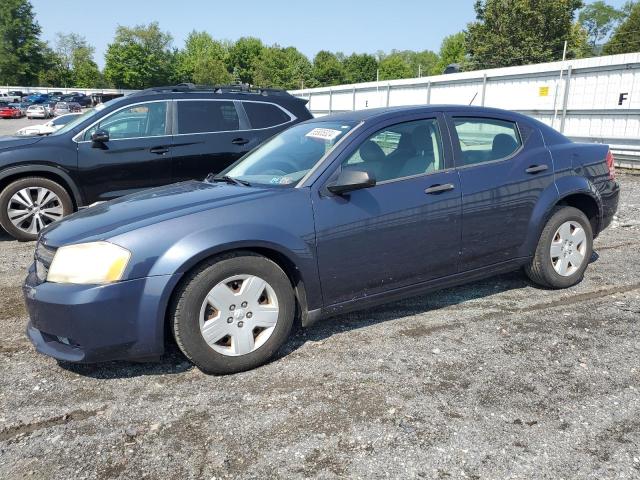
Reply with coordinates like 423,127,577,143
61,94,91,107
26,104,49,119
43,102,57,117
22,105,620,374
53,101,82,116
0,92,21,103
24,93,51,104
90,92,124,106
0,84,312,240
10,102,29,115
6,91,24,102
0,105,24,119
15,113,81,136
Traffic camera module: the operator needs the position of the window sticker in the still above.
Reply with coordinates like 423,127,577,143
305,128,342,141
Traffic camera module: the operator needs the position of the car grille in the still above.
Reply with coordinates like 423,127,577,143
34,242,57,284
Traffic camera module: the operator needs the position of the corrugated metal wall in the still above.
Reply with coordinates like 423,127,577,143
290,53,640,165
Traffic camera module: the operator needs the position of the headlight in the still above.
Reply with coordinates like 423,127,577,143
47,242,131,284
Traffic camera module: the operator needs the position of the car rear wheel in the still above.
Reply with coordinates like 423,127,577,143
171,252,295,374
0,177,73,241
525,206,593,289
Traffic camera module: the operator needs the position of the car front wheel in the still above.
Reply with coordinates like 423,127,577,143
525,206,593,289
171,252,295,374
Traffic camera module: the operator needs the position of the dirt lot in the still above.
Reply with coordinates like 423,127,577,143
0,173,639,479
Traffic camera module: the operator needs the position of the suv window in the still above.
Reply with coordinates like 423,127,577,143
453,117,521,166
342,118,444,183
84,102,168,140
177,101,239,134
243,102,291,129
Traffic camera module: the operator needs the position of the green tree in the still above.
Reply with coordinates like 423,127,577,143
175,31,232,85
52,33,101,87
228,37,264,84
104,22,175,89
342,53,378,83
437,32,467,72
466,0,584,69
253,45,313,89
312,50,345,86
579,1,624,48
378,54,413,80
72,47,102,87
0,0,46,85
603,1,640,54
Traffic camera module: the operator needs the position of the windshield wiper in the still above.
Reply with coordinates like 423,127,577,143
206,173,251,187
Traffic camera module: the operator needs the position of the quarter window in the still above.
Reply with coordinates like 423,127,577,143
83,102,168,140
177,101,239,134
243,102,291,129
342,118,444,183
453,117,521,166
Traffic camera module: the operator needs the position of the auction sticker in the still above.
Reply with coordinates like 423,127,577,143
305,128,342,141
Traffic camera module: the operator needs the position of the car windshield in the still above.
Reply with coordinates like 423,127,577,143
50,96,126,137
222,121,357,187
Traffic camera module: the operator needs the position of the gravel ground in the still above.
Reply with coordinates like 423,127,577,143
0,173,639,480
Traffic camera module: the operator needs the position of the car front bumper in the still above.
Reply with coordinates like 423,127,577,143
23,269,181,363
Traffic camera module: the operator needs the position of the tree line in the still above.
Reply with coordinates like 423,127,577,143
1,0,639,90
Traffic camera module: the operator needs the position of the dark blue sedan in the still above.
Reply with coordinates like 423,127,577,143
23,106,620,374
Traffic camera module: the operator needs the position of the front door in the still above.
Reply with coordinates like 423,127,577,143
76,100,172,203
313,116,462,307
447,114,555,270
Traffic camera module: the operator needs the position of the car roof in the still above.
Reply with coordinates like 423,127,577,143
309,105,538,124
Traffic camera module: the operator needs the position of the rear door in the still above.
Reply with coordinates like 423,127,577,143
446,113,555,270
171,100,251,182
76,100,173,203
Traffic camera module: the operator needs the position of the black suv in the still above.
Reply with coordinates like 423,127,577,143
0,84,312,240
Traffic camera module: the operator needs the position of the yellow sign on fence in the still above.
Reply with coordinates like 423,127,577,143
539,86,549,97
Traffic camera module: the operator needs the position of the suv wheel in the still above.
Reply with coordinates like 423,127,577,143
0,177,73,241
171,252,295,374
525,206,593,289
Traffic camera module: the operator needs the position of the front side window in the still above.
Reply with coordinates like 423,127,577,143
453,117,521,166
177,101,239,134
341,118,444,183
224,121,356,186
243,102,291,129
83,102,168,140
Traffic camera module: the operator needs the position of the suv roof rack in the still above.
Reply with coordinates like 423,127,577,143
133,83,294,98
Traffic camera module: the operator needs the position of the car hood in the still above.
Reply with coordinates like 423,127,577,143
41,181,284,247
0,135,44,149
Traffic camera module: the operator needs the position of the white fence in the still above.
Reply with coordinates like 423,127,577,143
290,53,640,167
0,86,137,96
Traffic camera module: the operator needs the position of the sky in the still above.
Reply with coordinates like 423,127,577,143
30,0,631,69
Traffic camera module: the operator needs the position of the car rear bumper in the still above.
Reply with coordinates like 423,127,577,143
598,179,620,233
23,270,181,363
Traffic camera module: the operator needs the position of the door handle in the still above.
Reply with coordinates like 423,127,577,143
231,138,249,145
525,164,549,174
424,183,455,194
149,146,170,155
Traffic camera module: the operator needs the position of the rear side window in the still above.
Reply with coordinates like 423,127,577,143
177,101,239,134
243,102,291,129
453,117,521,166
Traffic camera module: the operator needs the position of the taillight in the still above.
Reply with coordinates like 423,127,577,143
606,150,615,180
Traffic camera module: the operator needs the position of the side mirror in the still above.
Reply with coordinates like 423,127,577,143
327,169,376,195
91,129,109,144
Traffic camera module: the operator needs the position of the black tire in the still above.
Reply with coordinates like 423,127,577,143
171,252,295,375
525,206,593,289
0,177,74,241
